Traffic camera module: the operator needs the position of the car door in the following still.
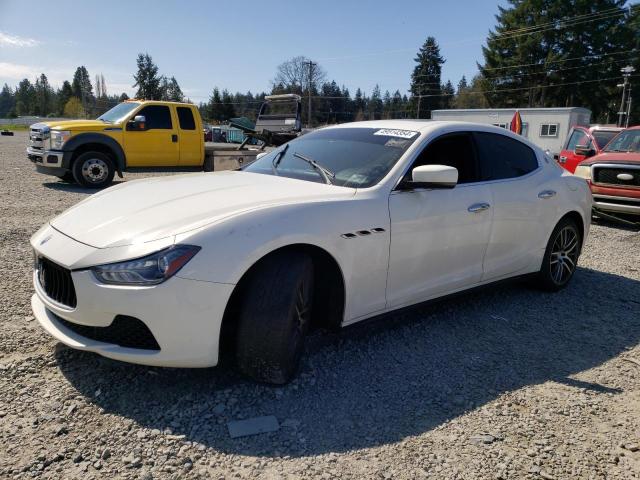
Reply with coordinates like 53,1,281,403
176,106,203,166
558,128,590,173
473,131,551,281
387,132,493,308
123,104,179,166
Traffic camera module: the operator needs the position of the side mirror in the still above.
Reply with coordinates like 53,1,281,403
127,115,146,131
574,144,595,158
399,165,458,190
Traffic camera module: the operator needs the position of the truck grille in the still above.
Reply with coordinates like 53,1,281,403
593,166,640,188
37,257,77,308
29,125,49,150
55,314,161,351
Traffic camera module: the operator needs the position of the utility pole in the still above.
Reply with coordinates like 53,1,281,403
304,60,316,127
617,65,635,127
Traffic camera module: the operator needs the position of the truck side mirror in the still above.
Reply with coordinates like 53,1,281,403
127,115,146,131
574,144,595,157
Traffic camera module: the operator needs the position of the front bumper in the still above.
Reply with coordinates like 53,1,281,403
31,231,235,368
590,184,640,216
27,147,71,176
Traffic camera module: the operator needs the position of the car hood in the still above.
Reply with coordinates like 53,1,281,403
34,120,119,131
50,171,355,248
579,151,640,166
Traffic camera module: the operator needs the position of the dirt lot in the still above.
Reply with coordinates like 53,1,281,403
1,130,640,479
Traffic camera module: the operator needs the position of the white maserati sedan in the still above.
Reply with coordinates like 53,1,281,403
31,120,591,383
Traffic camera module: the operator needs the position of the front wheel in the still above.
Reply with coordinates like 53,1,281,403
71,151,115,188
235,251,314,384
533,217,582,291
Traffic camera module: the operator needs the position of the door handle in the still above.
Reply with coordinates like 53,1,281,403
559,156,567,163
468,202,491,213
538,190,556,199
171,134,178,143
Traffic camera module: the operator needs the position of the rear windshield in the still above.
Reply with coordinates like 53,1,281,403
592,130,619,149
604,130,640,153
242,127,419,187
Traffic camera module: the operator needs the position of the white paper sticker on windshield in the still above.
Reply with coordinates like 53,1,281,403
374,128,418,139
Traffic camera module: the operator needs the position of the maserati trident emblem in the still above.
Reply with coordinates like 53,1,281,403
617,173,634,181
39,235,52,246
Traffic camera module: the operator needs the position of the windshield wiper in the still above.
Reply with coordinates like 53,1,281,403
271,144,290,176
292,151,335,185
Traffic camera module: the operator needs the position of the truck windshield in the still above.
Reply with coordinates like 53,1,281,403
97,102,141,123
604,130,640,153
241,127,419,188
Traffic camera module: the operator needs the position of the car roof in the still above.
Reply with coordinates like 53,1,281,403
324,119,520,135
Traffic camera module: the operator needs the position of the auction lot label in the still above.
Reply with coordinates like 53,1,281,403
374,129,419,139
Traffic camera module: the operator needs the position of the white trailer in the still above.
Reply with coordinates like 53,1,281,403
431,107,591,155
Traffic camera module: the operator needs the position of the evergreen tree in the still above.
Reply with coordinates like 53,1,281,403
410,36,445,118
133,53,162,100
453,75,490,109
34,74,54,116
0,84,16,117
118,92,130,102
57,81,73,115
15,78,35,116
165,76,184,102
221,89,236,120
369,84,383,120
207,88,223,122
480,0,632,121
441,80,455,109
71,66,93,104
457,76,468,92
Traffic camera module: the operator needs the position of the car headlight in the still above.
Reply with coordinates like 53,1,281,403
50,130,71,150
574,165,591,180
92,245,200,285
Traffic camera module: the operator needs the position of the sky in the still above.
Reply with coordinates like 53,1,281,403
0,0,508,102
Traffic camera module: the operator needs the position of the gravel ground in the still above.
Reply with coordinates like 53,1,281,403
1,130,640,480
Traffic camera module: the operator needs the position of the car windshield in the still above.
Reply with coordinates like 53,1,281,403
604,129,640,153
241,127,419,187
97,102,141,123
592,130,620,150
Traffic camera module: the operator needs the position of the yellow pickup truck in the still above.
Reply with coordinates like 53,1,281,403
27,100,218,188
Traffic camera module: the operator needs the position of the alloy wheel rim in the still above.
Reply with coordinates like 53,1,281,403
289,279,311,361
550,226,579,285
82,158,108,183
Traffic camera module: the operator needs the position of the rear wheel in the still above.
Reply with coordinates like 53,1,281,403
533,217,582,291
235,251,314,384
72,151,115,188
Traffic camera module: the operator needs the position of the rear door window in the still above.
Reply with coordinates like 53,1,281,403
408,133,480,184
136,105,173,129
473,132,539,181
177,107,196,130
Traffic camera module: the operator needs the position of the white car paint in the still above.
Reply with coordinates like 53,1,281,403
31,120,592,368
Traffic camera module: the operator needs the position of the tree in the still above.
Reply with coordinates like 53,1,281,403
410,36,445,118
272,56,327,94
441,80,455,109
369,84,383,120
164,76,184,102
57,81,73,115
63,97,85,118
34,74,54,116
207,87,223,122
453,75,490,108
72,66,93,108
118,92,130,102
221,89,236,120
479,0,633,121
133,53,162,100
0,84,16,117
15,78,35,116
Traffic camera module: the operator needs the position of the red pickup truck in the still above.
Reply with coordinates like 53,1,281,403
557,125,622,173
574,126,640,218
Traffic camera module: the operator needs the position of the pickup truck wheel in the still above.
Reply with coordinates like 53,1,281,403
235,251,314,384
72,151,115,189
533,217,582,292
56,172,75,183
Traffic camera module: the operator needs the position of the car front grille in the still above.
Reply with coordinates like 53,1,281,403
55,314,161,351
37,257,77,308
593,166,640,188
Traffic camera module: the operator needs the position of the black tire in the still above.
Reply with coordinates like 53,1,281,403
56,172,75,183
71,151,115,188
533,217,582,291
235,251,314,384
